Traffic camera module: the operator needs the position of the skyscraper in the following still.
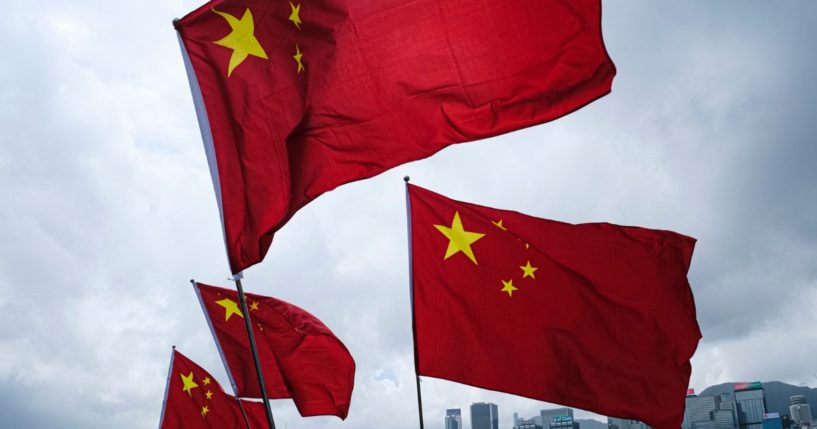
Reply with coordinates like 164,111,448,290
541,408,573,426
471,402,499,429
447,408,463,429
789,395,813,429
609,417,651,429
735,382,767,429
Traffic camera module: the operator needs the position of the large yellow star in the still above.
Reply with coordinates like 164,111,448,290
180,371,199,397
215,298,244,322
288,2,302,29
293,44,305,73
501,279,518,297
434,211,485,265
519,261,538,279
212,8,268,77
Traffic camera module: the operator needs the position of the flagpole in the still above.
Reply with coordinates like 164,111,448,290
235,276,277,429
403,176,425,429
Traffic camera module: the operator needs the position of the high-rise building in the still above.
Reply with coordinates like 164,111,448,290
541,408,573,426
471,402,499,429
609,417,651,429
735,382,767,429
549,415,579,429
762,413,784,429
789,395,813,429
446,408,463,429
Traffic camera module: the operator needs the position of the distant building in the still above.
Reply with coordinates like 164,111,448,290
541,408,573,426
471,402,499,429
514,416,542,429
608,417,651,429
735,382,767,429
446,408,463,429
549,415,579,429
789,396,813,429
761,413,783,429
682,393,737,429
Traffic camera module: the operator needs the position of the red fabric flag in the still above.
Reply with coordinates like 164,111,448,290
408,185,701,429
194,282,355,419
174,0,616,273
158,349,268,429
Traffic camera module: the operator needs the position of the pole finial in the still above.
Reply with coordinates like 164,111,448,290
403,176,410,183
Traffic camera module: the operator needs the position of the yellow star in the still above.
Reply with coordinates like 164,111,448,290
501,279,518,297
202,376,211,385
288,2,302,29
434,211,485,265
212,8,269,77
180,371,199,397
491,219,508,231
520,261,538,279
206,390,214,400
215,298,244,322
250,301,259,311
293,44,304,73
201,405,210,417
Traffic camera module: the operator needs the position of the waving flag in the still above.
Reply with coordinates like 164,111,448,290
407,185,701,429
194,282,355,419
175,0,616,273
158,349,268,429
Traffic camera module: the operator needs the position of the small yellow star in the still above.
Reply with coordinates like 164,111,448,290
288,2,302,29
293,44,304,73
501,279,518,297
201,405,210,417
258,323,264,332
434,211,485,265
250,301,259,311
180,371,199,397
524,242,530,249
202,376,211,385
206,390,214,400
491,219,508,231
520,261,538,279
215,298,244,322
212,8,268,77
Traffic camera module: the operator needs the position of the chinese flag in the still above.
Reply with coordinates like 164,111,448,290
408,185,701,429
159,349,268,429
193,282,355,419
174,0,616,274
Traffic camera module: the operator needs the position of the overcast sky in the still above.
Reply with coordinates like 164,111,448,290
1,1,816,428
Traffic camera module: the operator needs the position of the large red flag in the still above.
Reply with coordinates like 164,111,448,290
175,0,616,273
408,185,701,429
194,282,355,419
158,349,268,429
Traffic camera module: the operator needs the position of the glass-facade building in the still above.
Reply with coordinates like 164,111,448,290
446,408,463,429
541,408,573,426
735,384,767,429
471,402,499,429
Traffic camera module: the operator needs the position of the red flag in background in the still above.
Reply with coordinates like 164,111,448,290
159,349,268,429
194,282,355,419
175,0,616,273
408,185,701,429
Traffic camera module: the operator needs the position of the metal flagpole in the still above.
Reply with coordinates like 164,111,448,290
174,18,276,429
403,176,425,429
234,276,277,429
